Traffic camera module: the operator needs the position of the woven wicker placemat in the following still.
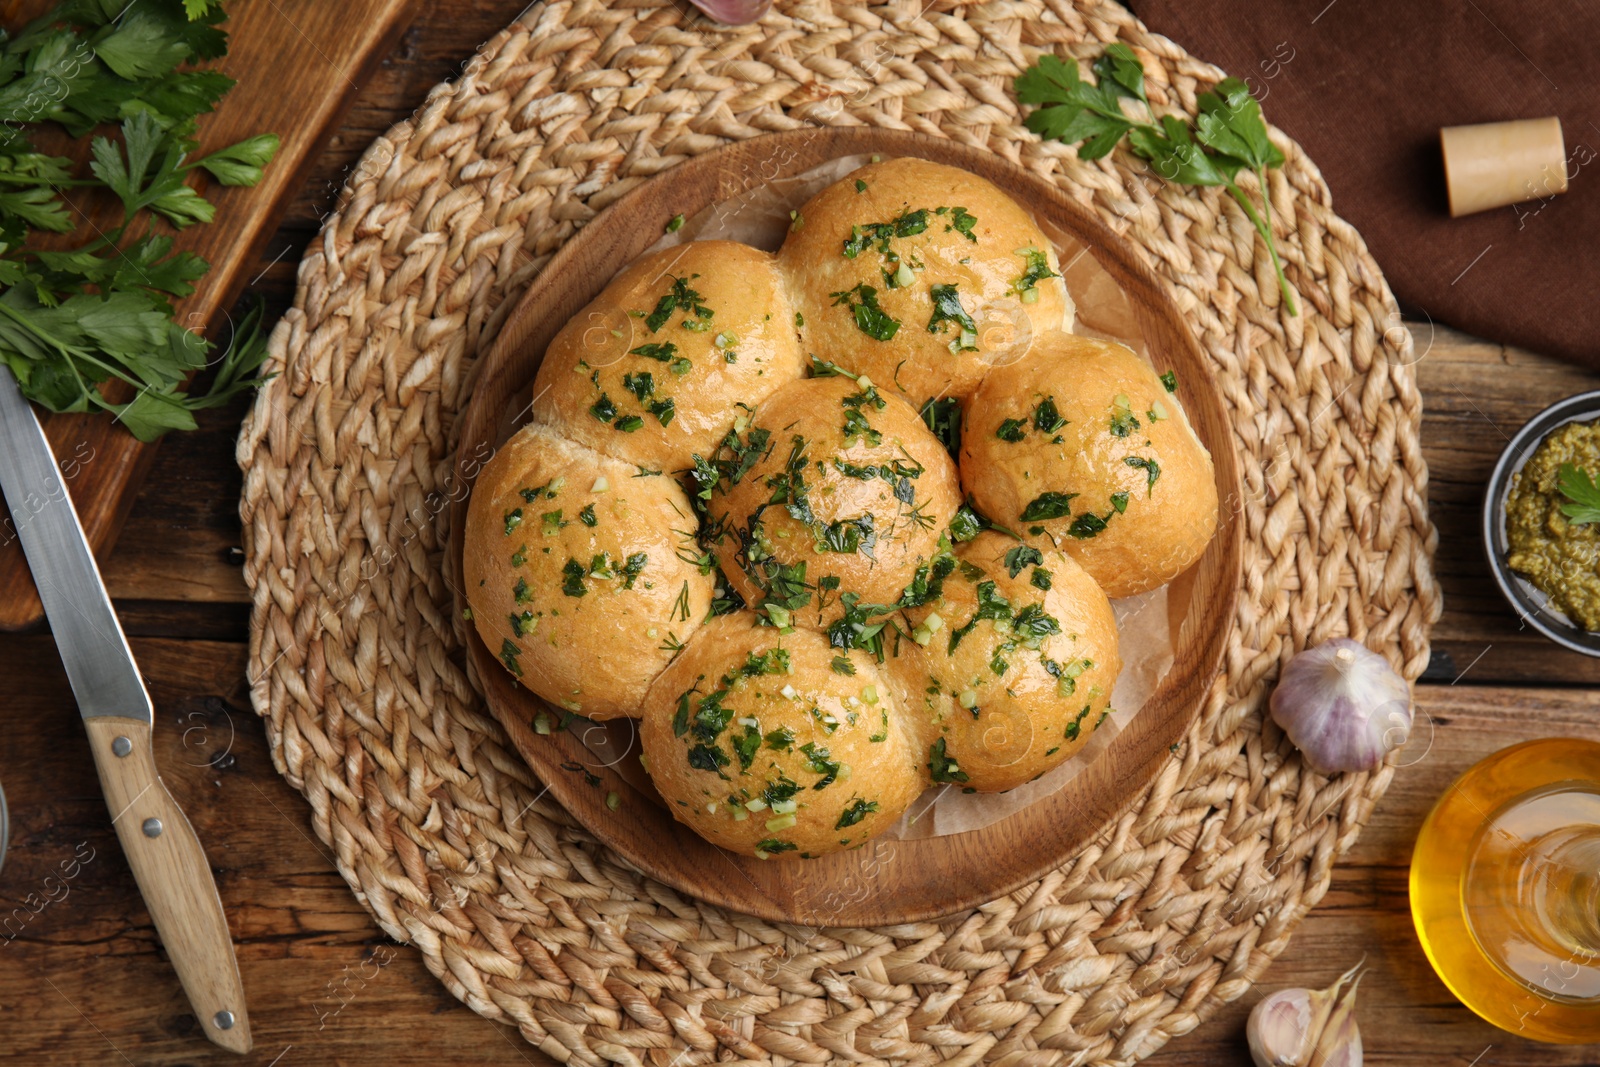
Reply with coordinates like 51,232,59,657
237,1,1441,1063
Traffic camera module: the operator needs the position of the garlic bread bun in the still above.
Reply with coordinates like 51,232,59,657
640,612,925,858
704,375,961,623
531,241,806,472
893,532,1121,792
779,158,1073,408
960,334,1218,599
464,422,714,719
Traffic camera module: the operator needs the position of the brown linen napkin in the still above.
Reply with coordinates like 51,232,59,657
1126,0,1599,367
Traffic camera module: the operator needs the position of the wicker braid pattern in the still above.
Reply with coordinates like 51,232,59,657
237,1,1441,1063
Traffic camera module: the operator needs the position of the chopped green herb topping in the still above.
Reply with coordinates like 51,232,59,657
647,397,676,426
644,275,712,333
504,508,523,535
622,371,654,402
826,592,894,659
841,384,887,446
1030,566,1053,591
579,504,598,527
732,726,762,772
942,206,978,241
836,798,879,829
1012,245,1059,294
831,283,900,341
513,576,531,602
899,550,958,609
1109,402,1141,438
996,418,1028,443
800,741,841,788
630,341,678,362
929,737,968,783
920,396,962,456
1033,397,1066,434
1020,492,1078,522
561,558,588,597
948,579,1013,653
687,743,730,777
830,655,856,675
1125,455,1161,494
1004,545,1044,578
819,514,877,557
927,284,977,338
756,838,797,855
1160,370,1177,392
842,208,929,259
589,393,618,423
949,504,985,542
1069,512,1108,539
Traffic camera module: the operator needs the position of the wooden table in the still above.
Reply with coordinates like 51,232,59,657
2,5,1598,1064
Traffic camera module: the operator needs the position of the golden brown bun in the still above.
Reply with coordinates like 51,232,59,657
960,334,1218,599
639,612,925,858
705,375,961,623
893,532,1121,792
463,422,714,719
779,158,1073,409
531,241,807,471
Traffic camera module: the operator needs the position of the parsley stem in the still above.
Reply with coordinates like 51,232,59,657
1224,175,1298,317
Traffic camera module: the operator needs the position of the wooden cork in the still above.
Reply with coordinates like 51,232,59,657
1441,117,1567,217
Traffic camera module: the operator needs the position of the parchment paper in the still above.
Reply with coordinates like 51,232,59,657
574,155,1180,839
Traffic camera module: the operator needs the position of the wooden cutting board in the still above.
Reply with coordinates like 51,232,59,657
0,0,425,630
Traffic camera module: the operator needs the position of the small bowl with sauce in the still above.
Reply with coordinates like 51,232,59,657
1484,390,1600,657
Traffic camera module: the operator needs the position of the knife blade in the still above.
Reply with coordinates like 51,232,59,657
0,365,252,1054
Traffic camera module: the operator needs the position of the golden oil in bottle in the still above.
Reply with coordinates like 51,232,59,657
1412,737,1600,1042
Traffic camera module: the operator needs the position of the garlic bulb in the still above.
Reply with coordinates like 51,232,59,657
686,0,772,24
1248,961,1364,1067
1268,638,1412,775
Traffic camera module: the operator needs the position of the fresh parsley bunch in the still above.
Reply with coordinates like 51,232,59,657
0,0,278,440
1016,44,1299,316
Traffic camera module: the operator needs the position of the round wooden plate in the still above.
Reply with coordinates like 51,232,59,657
448,129,1242,927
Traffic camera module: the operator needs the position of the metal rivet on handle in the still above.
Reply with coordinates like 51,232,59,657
111,736,132,757
141,817,162,838
214,1010,235,1030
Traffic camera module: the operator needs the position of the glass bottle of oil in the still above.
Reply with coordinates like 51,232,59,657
1412,737,1600,1042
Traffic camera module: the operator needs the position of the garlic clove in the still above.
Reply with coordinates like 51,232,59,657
1268,638,1412,775
1247,988,1319,1066
1309,971,1363,1067
1247,961,1364,1067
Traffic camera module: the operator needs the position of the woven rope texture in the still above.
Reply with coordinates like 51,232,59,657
237,1,1441,1063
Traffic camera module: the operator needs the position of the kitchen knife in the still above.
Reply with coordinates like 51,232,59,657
0,365,251,1054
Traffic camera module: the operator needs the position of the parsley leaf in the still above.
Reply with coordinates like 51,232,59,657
1559,463,1600,525
831,282,899,341
1016,48,1298,315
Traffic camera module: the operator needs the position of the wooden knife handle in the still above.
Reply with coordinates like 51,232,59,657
83,716,252,1054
